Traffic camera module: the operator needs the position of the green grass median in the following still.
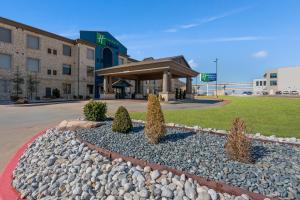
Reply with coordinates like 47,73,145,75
131,96,300,138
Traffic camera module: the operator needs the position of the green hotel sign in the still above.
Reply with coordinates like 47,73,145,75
200,73,217,82
96,33,120,49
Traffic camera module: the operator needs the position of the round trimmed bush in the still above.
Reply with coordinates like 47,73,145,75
112,106,132,133
83,100,107,121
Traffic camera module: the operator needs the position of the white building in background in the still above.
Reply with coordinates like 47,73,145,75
253,78,267,95
253,66,300,95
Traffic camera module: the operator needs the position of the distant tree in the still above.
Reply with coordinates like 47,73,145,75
27,73,39,100
10,66,24,98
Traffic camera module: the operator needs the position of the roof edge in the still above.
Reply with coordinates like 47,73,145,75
0,16,95,48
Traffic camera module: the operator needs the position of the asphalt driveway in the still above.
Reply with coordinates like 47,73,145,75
0,99,223,170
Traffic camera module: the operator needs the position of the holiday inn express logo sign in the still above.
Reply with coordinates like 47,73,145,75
200,73,217,82
96,33,120,49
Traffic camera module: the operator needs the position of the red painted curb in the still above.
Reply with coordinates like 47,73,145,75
0,129,48,200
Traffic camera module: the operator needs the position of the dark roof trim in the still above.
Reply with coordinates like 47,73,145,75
0,17,95,48
128,57,139,62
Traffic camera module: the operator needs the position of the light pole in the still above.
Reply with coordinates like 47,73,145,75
213,58,218,98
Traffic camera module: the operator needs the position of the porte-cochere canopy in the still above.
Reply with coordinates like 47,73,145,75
96,55,199,101
96,55,198,80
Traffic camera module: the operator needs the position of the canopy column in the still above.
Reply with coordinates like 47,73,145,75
100,76,115,99
135,80,143,99
103,76,108,94
162,70,169,93
185,76,193,99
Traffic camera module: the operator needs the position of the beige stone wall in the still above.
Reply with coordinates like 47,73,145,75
0,22,95,100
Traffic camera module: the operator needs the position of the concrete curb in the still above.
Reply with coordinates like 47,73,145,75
0,129,48,200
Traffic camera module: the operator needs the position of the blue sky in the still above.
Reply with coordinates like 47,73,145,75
2,0,300,82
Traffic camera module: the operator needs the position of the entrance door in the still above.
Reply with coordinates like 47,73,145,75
102,48,113,68
45,87,51,98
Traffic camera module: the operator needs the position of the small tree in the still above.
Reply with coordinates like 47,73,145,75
112,106,132,133
225,118,253,163
145,94,166,144
10,66,24,99
83,100,107,121
27,74,39,100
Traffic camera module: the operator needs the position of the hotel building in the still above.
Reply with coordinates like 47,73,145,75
0,17,198,101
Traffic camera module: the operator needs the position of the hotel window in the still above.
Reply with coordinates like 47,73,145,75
63,44,71,56
47,69,51,75
48,48,52,54
62,64,71,75
87,84,94,94
270,73,277,78
256,81,259,86
270,80,277,86
26,58,40,72
87,48,94,60
119,57,125,65
0,53,11,70
53,70,57,75
87,66,94,77
27,35,40,49
260,81,262,86
63,83,71,94
0,79,9,93
0,27,12,43
53,49,57,55
263,81,266,86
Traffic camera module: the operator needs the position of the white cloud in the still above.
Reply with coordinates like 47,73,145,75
180,23,198,29
163,6,252,33
188,59,197,67
252,50,268,58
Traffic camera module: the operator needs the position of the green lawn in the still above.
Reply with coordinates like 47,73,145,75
130,96,300,138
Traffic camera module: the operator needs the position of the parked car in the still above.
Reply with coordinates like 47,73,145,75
275,91,282,95
262,92,269,95
291,91,299,95
242,91,253,95
282,91,290,95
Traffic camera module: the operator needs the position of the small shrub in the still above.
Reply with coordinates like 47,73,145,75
112,106,132,133
145,94,166,144
78,95,83,100
83,100,107,121
52,88,60,98
225,118,253,163
10,96,20,102
15,98,28,104
179,89,182,99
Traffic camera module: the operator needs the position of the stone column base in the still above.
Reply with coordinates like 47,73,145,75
100,93,116,100
159,92,175,102
135,93,144,99
185,94,194,99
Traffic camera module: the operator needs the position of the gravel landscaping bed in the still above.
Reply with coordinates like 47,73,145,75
13,128,249,200
77,121,300,199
